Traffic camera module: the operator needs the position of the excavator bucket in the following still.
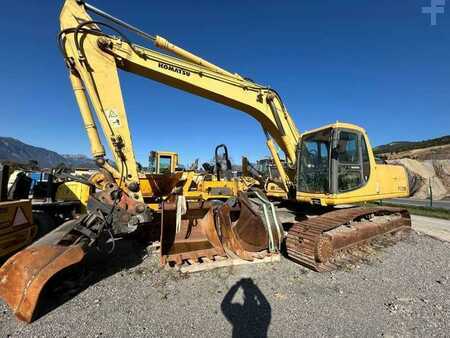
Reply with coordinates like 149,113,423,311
224,191,283,254
160,199,226,265
0,219,87,322
160,191,283,266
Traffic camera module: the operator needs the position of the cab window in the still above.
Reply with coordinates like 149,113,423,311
297,128,331,193
159,155,172,174
148,152,156,173
336,131,362,192
337,132,359,163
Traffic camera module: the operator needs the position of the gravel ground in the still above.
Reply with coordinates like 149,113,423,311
1,231,449,337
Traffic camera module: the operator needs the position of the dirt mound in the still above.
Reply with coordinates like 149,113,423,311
388,159,449,200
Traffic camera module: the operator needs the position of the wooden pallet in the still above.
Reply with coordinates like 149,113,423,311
179,253,281,273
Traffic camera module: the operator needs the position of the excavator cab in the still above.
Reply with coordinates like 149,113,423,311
148,151,179,174
296,122,409,205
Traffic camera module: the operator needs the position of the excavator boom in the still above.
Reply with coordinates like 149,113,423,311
58,0,299,196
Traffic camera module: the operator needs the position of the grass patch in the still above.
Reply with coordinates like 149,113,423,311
365,202,450,220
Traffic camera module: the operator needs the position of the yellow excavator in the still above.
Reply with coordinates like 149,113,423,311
0,0,411,322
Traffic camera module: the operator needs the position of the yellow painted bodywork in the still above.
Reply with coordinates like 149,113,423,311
265,182,288,199
0,200,37,258
55,182,92,213
182,172,241,200
296,122,409,206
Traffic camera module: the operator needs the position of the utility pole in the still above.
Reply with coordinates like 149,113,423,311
429,177,433,208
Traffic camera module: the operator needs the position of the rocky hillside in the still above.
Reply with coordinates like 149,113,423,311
374,136,450,200
0,137,95,169
374,135,450,160
388,158,450,200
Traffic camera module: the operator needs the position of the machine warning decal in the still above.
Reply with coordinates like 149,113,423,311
12,207,28,227
106,109,121,128
158,62,191,77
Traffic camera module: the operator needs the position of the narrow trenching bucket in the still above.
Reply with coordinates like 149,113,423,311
0,219,88,322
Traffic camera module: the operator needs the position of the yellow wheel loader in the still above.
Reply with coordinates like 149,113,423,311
0,0,410,322
145,146,258,204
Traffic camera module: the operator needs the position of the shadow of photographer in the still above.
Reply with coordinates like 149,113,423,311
221,278,271,338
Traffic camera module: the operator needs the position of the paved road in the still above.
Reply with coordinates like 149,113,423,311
389,198,450,210
411,215,450,242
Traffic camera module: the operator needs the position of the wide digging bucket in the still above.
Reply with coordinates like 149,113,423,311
160,191,282,266
0,219,87,322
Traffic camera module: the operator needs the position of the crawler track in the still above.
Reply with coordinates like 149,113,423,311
286,206,411,272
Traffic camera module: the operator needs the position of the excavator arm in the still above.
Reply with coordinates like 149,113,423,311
59,0,299,199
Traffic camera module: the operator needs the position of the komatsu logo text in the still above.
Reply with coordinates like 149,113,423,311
158,62,190,76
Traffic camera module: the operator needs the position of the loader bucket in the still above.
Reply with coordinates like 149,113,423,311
0,219,87,322
146,172,183,197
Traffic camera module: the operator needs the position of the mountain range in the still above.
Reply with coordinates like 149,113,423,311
0,137,95,169
1,134,449,169
373,135,450,154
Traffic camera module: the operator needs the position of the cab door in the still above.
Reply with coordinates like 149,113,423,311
332,129,369,193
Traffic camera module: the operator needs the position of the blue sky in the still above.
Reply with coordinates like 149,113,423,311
0,1,449,166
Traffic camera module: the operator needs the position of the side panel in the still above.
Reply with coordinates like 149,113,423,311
55,182,92,213
0,200,36,257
